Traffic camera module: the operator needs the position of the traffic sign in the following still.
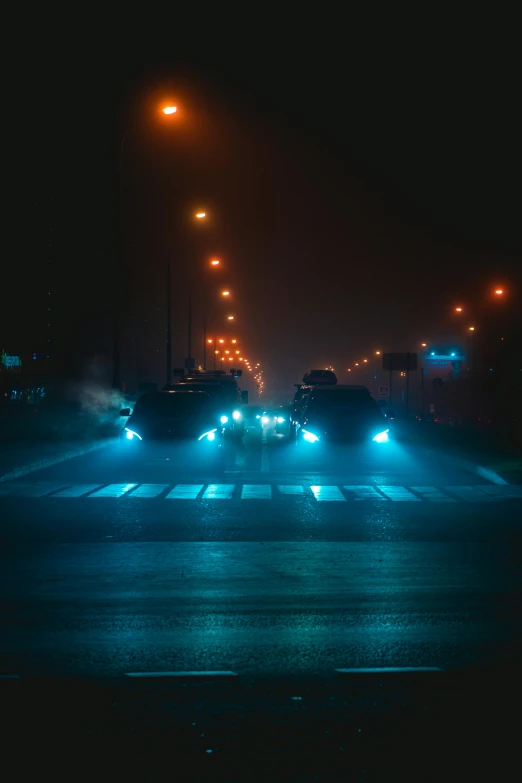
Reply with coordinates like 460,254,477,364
379,386,390,397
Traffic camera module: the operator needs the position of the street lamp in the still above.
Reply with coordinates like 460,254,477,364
163,106,177,115
468,326,475,331
227,315,234,321
494,288,504,296
222,290,230,296
210,259,220,266
218,339,224,344
375,351,381,355
455,306,463,313
195,211,206,219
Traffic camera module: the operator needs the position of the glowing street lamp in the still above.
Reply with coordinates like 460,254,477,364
214,350,219,354
363,359,368,363
494,288,504,296
218,339,224,344
354,362,359,366
231,339,237,344
375,351,381,355
455,306,463,313
195,212,206,219
222,291,230,296
210,259,220,266
207,338,213,344
468,326,475,332
421,342,427,347
227,315,234,321
163,106,177,115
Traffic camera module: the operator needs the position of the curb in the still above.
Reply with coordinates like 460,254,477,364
0,439,115,483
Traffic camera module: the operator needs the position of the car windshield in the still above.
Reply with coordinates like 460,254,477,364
133,392,213,418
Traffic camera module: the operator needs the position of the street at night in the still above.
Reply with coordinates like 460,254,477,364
2,430,522,679
3,15,522,779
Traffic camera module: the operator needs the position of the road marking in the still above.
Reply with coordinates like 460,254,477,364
335,667,444,674
443,486,497,502
343,486,388,500
241,484,272,499
165,485,204,500
409,486,456,502
128,484,169,498
52,484,103,498
126,670,237,679
202,484,236,499
88,483,137,498
378,486,422,501
477,484,522,499
310,485,346,501
277,485,304,495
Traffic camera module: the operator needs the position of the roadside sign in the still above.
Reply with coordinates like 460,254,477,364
379,386,389,397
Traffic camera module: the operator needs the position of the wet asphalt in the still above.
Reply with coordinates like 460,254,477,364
1,428,522,678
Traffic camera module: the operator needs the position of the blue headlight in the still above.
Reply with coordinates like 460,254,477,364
373,429,389,443
277,416,285,423
220,415,229,424
125,428,142,441
198,428,218,442
232,410,241,421
302,429,319,443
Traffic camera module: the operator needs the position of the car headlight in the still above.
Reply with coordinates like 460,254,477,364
373,429,389,443
255,414,261,419
232,410,241,421
302,429,319,443
261,416,269,424
198,428,218,442
277,416,285,423
220,415,229,424
125,428,142,441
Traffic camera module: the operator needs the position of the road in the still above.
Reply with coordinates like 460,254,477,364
1,428,522,679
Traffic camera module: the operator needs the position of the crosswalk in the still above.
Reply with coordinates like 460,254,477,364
1,480,522,502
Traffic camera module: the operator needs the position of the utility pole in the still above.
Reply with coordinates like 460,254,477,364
166,256,172,384
203,316,207,370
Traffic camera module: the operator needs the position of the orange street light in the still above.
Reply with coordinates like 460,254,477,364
195,212,206,219
207,338,213,344
354,362,359,366
227,315,234,320
455,306,463,313
468,326,475,331
231,339,237,344
228,357,233,361
214,350,219,354
222,291,230,296
218,339,224,344
363,359,368,363
239,358,243,361
210,259,220,266
375,351,381,355
163,106,177,115
421,342,427,347
347,368,352,372
494,288,504,295
235,350,240,354
225,350,230,354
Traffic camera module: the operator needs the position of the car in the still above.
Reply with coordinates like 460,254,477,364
242,405,265,432
261,406,292,439
164,371,247,442
119,389,229,469
294,384,390,453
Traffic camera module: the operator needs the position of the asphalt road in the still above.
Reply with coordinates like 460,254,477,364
2,428,522,679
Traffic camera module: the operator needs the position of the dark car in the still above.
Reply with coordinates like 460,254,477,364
296,385,389,447
167,372,247,442
119,390,227,468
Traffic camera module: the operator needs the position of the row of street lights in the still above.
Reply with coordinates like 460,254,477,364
118,102,263,390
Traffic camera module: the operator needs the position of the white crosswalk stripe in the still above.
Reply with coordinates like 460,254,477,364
165,485,204,500
89,483,137,498
128,484,169,498
1,481,521,502
241,485,272,499
202,484,236,499
310,486,346,501
343,486,388,500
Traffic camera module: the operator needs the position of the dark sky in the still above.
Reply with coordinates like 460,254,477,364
5,17,521,392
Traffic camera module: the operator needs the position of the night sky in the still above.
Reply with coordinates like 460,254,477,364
4,19,521,394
